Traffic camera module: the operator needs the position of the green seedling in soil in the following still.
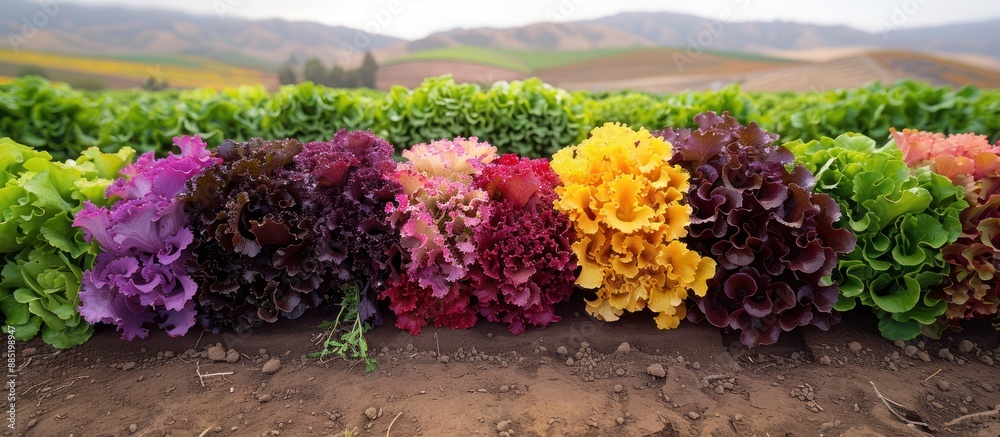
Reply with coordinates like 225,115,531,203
311,286,376,373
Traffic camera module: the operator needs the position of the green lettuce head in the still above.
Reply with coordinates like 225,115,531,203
0,246,92,348
786,133,967,340
0,137,134,348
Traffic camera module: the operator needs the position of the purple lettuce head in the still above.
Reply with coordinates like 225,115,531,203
656,112,856,347
75,135,218,340
295,130,402,322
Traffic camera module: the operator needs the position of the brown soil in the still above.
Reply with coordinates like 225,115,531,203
6,296,1000,437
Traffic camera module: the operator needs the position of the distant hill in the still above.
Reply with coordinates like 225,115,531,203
0,0,403,69
389,12,1000,59
2,1,999,92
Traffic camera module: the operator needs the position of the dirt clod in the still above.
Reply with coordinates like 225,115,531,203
365,407,378,420
646,364,666,378
959,340,975,353
938,348,954,361
262,358,281,374
497,419,512,432
226,349,240,363
616,342,631,354
207,343,227,362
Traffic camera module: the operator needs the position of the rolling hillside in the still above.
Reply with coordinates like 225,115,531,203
0,0,403,68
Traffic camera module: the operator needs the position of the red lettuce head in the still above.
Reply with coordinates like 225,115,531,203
471,154,577,335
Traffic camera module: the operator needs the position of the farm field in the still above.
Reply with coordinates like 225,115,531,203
379,47,1000,92
2,75,1000,437
0,49,277,90
13,301,1000,436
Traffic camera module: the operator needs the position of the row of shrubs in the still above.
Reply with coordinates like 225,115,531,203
2,76,998,161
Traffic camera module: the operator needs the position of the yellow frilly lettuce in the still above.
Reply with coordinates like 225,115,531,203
551,123,715,329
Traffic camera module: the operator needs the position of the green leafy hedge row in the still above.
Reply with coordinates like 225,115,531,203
2,75,998,161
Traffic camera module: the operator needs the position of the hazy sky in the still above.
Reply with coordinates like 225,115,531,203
75,0,1000,39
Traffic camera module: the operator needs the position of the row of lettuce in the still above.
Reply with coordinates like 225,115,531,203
2,76,998,162
3,112,999,352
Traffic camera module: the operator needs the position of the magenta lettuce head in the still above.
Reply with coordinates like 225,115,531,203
75,135,218,340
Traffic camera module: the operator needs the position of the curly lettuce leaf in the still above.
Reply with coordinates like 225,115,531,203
658,112,856,347
788,133,966,340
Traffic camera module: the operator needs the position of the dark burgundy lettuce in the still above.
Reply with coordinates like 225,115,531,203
186,138,324,331
296,130,402,322
471,154,577,335
186,131,402,332
656,112,856,347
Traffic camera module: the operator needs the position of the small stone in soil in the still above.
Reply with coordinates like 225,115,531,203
566,358,575,366
848,342,862,353
226,349,240,364
734,413,743,421
129,424,138,433
616,417,624,425
500,385,510,393
207,344,226,362
365,407,378,420
613,384,623,393
557,346,568,355
258,394,273,403
262,358,281,374
938,348,954,361
937,381,951,392
917,351,932,363
903,346,918,357
688,412,700,420
616,342,631,354
439,355,450,364
496,419,512,432
122,362,136,371
647,364,666,378
958,340,975,353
